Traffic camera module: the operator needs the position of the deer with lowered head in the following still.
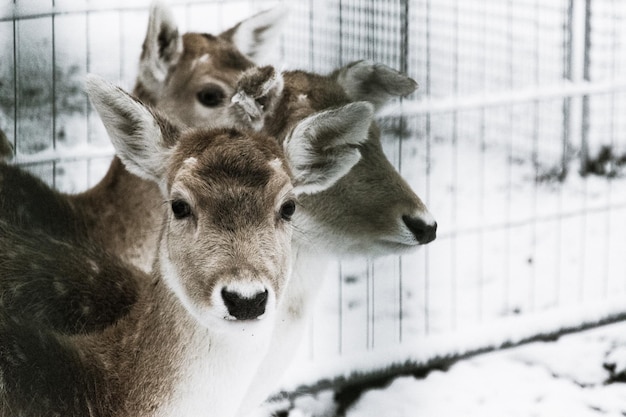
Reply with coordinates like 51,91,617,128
0,74,366,417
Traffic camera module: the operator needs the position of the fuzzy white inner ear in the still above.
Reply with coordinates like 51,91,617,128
140,1,183,86
230,7,289,63
260,70,284,97
85,75,169,184
284,102,373,195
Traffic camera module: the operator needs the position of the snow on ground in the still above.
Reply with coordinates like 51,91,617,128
272,321,626,417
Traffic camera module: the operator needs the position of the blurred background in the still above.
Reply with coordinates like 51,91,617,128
3,0,626,414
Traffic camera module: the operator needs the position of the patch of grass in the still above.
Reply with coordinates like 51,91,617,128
581,145,626,178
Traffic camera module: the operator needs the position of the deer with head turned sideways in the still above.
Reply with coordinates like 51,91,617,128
0,74,364,417
223,61,437,415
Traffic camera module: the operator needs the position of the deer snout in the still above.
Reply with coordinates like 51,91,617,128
402,214,437,245
221,286,269,321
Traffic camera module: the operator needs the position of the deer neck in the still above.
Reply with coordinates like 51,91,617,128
72,157,163,272
65,81,165,273
236,244,332,416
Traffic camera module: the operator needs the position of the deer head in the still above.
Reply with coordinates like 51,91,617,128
87,75,294,328
135,2,286,127
230,63,437,256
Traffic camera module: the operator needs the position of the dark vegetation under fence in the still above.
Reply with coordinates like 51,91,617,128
581,145,626,178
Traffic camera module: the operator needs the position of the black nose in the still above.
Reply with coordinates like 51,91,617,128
402,215,437,244
221,288,268,320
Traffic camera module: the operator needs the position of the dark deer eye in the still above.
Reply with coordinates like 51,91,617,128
196,84,225,107
171,199,192,219
279,200,296,221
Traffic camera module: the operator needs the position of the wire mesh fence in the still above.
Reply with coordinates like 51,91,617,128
3,0,626,392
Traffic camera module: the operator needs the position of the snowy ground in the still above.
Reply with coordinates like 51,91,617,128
268,320,626,417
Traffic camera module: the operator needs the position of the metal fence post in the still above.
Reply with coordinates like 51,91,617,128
580,0,592,175
561,0,574,181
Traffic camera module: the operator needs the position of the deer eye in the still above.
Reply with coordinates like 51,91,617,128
279,200,296,221
171,199,192,219
196,84,225,107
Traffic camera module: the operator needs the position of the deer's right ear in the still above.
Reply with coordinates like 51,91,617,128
85,74,179,184
219,7,288,64
333,60,418,111
284,102,374,196
137,1,183,99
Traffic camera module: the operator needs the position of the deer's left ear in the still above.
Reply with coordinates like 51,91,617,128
219,7,288,64
85,74,180,185
137,1,183,100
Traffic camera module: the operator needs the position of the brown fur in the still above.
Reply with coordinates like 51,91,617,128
0,119,294,416
0,221,141,335
235,68,435,254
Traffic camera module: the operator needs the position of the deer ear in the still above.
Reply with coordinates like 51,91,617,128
230,66,284,131
333,60,418,111
137,1,183,99
284,102,374,195
219,7,288,64
85,74,179,184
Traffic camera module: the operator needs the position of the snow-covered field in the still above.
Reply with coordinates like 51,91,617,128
269,321,626,417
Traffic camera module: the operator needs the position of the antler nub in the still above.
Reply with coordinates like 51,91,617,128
231,66,284,130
